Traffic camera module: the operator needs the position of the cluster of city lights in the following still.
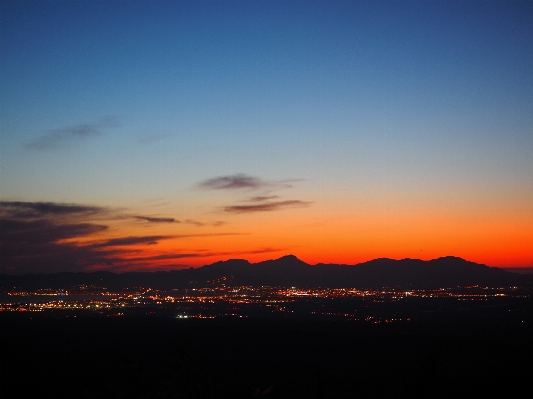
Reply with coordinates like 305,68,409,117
1,284,529,321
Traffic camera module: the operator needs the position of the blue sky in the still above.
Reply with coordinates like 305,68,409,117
1,0,532,272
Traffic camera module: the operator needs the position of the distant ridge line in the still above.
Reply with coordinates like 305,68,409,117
1,255,531,290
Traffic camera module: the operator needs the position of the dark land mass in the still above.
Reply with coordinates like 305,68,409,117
2,311,532,398
501,267,533,274
1,255,532,290
2,256,532,398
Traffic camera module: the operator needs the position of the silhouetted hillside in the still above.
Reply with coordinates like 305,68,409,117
1,255,530,290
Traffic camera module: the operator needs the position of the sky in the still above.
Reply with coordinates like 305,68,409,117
1,0,532,274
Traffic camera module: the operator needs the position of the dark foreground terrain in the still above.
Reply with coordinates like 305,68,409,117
2,305,532,399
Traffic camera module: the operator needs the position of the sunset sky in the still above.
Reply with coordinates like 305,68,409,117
1,0,532,273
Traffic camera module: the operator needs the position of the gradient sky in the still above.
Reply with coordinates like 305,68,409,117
1,0,532,273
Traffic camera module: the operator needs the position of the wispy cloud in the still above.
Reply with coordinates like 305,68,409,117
198,174,303,191
184,219,227,227
235,247,289,255
134,216,177,223
249,195,279,202
127,253,205,261
26,116,120,150
91,235,174,248
87,232,242,249
0,200,243,273
198,174,312,215
0,201,104,218
0,218,108,246
198,174,265,190
173,232,246,238
223,200,312,214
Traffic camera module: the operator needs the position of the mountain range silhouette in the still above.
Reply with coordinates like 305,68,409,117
1,255,531,290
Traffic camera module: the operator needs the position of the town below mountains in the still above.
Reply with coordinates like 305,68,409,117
3,256,533,398
2,255,532,290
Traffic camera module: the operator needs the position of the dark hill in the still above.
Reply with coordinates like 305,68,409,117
1,255,530,290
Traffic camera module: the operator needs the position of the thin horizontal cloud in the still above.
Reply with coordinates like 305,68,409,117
0,201,104,218
92,235,174,247
223,200,312,214
184,219,204,227
184,219,227,227
134,216,177,223
89,232,242,249
249,195,279,202
129,253,205,261
199,174,265,190
278,178,305,188
234,247,289,255
26,116,120,150
0,218,108,245
198,174,303,191
173,232,246,238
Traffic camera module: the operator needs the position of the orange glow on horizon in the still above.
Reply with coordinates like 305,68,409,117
48,197,533,272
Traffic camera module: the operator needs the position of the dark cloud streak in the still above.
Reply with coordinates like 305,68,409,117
0,218,108,245
199,174,264,190
91,235,174,248
198,174,304,191
134,216,177,223
184,219,227,227
25,116,120,150
223,200,312,214
249,196,279,202
0,201,104,218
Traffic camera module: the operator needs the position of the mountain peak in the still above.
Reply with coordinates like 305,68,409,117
436,256,467,261
277,254,302,262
